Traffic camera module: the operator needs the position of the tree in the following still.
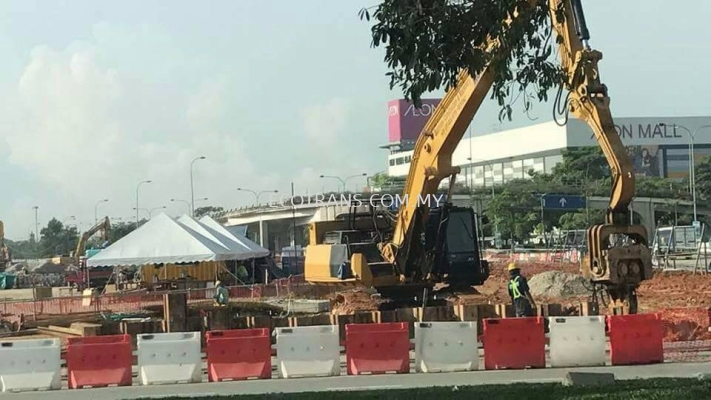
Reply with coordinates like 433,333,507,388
370,172,406,190
107,221,141,243
39,218,79,257
359,0,564,120
194,206,224,219
694,156,711,200
551,147,609,183
558,209,605,230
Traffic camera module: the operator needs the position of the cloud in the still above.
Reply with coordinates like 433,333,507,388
301,97,348,147
0,20,387,238
0,23,268,236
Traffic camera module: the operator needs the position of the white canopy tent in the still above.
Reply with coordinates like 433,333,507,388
199,216,270,258
86,213,261,267
176,215,268,260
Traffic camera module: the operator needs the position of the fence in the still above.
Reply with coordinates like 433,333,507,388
0,275,307,320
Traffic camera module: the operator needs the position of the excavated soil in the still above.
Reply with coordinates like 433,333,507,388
451,261,581,305
637,270,711,310
659,307,711,342
326,289,386,315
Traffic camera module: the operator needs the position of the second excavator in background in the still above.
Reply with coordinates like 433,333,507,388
305,0,651,313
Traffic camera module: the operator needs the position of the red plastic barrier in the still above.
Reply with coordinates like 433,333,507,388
607,313,664,365
483,317,545,370
346,322,409,375
206,328,272,381
66,334,133,389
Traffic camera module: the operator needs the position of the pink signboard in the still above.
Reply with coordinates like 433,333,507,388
388,98,441,142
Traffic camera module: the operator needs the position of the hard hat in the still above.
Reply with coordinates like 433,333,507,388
215,280,221,286
507,262,519,271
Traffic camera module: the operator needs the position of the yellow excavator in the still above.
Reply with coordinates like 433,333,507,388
52,217,111,266
305,0,651,313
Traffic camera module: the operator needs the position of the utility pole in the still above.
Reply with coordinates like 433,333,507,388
136,180,152,227
190,156,206,217
32,206,39,241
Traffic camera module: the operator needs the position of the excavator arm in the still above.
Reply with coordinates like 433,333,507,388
548,0,652,313
380,1,540,281
74,217,111,263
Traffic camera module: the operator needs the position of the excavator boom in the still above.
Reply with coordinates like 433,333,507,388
549,0,652,313
74,217,111,263
381,1,540,280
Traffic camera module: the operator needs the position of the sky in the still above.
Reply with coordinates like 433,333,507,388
0,0,709,240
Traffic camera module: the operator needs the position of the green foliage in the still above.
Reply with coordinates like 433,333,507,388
5,238,39,259
694,155,711,200
485,181,541,242
194,206,225,219
39,218,79,257
551,146,609,183
478,145,694,244
108,221,142,243
370,172,406,189
359,0,564,120
8,219,80,258
558,209,605,230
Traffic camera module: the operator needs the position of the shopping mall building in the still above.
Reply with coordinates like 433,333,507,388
382,98,711,186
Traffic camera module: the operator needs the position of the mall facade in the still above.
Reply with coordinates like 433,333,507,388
382,98,711,187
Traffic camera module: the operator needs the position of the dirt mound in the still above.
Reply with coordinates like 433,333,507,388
528,271,590,299
638,270,711,311
488,261,580,280
659,307,711,342
327,289,385,315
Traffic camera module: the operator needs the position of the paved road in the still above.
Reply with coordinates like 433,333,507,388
7,362,711,399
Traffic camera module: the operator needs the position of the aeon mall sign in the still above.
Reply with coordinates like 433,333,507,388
388,98,441,142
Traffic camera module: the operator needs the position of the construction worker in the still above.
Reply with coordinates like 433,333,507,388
213,280,229,306
236,262,249,283
507,262,537,317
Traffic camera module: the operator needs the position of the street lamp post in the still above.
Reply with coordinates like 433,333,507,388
320,173,367,192
237,188,279,205
172,198,207,215
32,206,39,241
190,156,206,217
237,188,279,247
136,180,152,227
95,199,109,223
659,123,711,225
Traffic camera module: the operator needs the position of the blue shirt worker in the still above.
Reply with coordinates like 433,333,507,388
507,263,536,317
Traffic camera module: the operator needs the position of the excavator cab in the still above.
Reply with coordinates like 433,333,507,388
304,196,489,293
422,204,489,287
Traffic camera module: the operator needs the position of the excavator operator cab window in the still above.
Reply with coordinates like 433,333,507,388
445,209,479,254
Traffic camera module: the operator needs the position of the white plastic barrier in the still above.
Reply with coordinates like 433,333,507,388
137,331,202,385
548,316,607,367
414,321,478,372
0,338,61,392
276,325,340,378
